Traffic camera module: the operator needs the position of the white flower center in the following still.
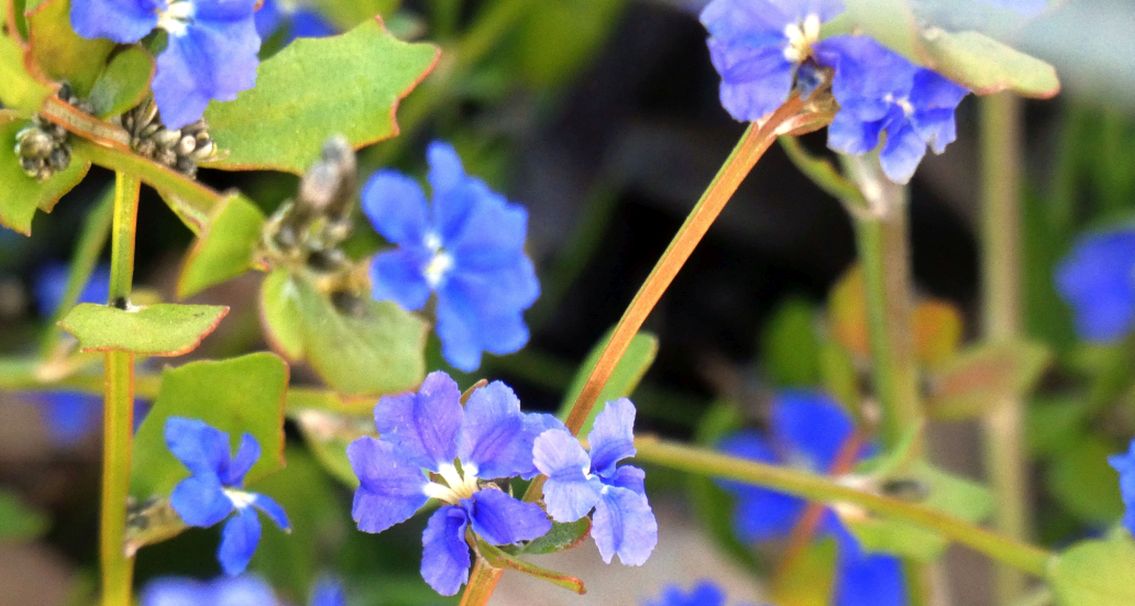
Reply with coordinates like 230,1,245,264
224,488,256,510
422,231,455,288
883,93,915,117
782,13,821,63
422,462,480,505
157,0,195,37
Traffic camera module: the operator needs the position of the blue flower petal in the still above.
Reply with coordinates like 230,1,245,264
218,507,262,576
38,392,99,445
835,552,906,606
609,464,646,495
591,485,658,566
427,142,470,212
420,506,471,596
70,0,161,43
533,429,602,522
370,248,434,311
222,433,260,486
447,186,528,271
587,398,637,479
254,0,285,38
373,371,462,468
251,494,290,531
879,120,928,184
347,437,428,534
457,381,532,479
1055,230,1135,341
165,417,232,479
712,44,796,122
645,581,727,606
34,263,110,317
465,489,551,545
435,274,535,371
290,10,336,38
170,475,233,527
717,431,805,542
1110,439,1135,536
309,575,346,606
700,0,792,38
361,170,431,246
773,391,855,472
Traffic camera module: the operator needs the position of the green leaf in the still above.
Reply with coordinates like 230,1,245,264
25,0,115,96
1046,437,1124,524
0,110,89,234
307,0,400,30
0,490,48,541
177,193,266,298
760,297,822,387
0,35,51,113
131,353,289,497
517,519,591,555
475,538,586,594
58,302,229,356
843,0,1060,98
260,269,306,360
88,46,154,118
845,461,993,561
925,340,1051,421
291,407,372,487
273,273,427,395
203,17,439,173
1026,396,1086,455
557,329,658,435
510,0,626,89
1049,534,1135,606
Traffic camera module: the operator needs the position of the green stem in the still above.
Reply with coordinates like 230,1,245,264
633,437,1053,578
980,92,1031,603
100,172,140,606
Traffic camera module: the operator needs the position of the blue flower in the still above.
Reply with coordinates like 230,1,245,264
165,417,290,576
255,0,335,43
347,371,552,596
33,392,100,445
1108,439,1135,536
71,0,260,128
1054,229,1135,342
308,576,347,606
818,35,969,184
644,581,727,606
700,0,844,121
35,263,110,317
532,398,658,566
362,142,539,372
140,574,277,606
718,391,904,606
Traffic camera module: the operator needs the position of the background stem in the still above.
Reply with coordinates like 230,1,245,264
980,92,1031,603
99,172,140,605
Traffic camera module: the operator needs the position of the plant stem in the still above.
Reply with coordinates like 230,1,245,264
100,172,140,605
843,155,923,447
633,437,1053,578
980,92,1031,603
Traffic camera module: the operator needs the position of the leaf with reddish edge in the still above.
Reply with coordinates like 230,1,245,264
925,340,1051,421
58,303,230,356
177,193,267,299
475,538,587,594
202,16,440,174
25,0,115,96
0,110,89,235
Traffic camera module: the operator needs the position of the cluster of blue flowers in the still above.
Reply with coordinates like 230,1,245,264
362,142,539,372
71,0,262,128
700,0,969,184
140,574,345,606
345,371,656,595
644,580,751,606
718,391,905,606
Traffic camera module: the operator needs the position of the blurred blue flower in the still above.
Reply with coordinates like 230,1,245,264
308,575,347,606
1108,439,1135,536
718,391,904,606
644,580,728,606
347,371,551,595
34,392,100,445
819,35,969,184
140,574,277,606
700,0,844,121
532,398,658,566
362,142,539,372
255,0,335,43
35,263,110,317
71,0,260,128
1054,229,1135,342
165,417,290,576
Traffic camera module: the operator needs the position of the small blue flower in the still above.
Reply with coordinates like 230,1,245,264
255,0,335,43
1055,229,1135,342
818,35,969,184
71,0,260,128
34,392,100,445
165,417,290,576
362,142,540,372
347,371,551,596
308,575,347,606
718,391,904,606
644,581,728,606
1108,439,1135,536
700,0,844,121
532,398,658,566
35,263,110,317
140,574,277,606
